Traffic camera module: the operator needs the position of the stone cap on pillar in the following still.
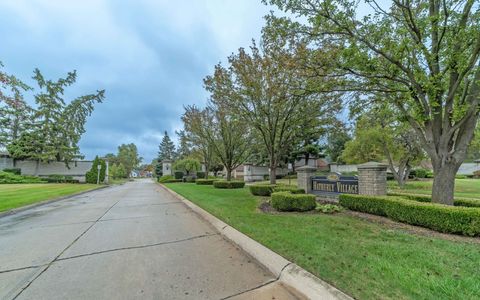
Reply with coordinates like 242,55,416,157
296,166,317,173
162,159,172,163
357,161,388,170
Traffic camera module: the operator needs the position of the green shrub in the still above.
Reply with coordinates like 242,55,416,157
213,180,245,189
388,192,480,208
426,171,434,178
196,179,215,185
455,174,468,179
158,175,181,183
249,184,276,196
85,156,106,184
271,192,316,212
413,168,428,178
174,171,184,179
0,171,45,184
316,204,343,214
339,194,480,236
273,185,305,194
183,175,196,183
196,171,206,179
3,168,21,175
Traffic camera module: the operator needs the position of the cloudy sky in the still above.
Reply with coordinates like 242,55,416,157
0,0,273,163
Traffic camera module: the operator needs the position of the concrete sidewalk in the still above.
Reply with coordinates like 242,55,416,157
0,179,302,299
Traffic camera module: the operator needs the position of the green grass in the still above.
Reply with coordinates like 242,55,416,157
109,178,130,185
0,183,101,212
165,183,480,300
388,179,480,199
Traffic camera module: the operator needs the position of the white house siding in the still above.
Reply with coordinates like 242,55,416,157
1,158,95,182
330,164,358,173
457,163,480,175
243,164,289,182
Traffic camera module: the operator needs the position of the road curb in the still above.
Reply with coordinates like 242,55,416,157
0,185,111,219
159,184,354,300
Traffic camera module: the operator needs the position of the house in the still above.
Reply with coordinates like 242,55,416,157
0,152,101,183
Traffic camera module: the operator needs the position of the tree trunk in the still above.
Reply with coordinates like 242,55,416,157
269,166,276,185
226,168,232,181
34,160,39,176
431,162,460,205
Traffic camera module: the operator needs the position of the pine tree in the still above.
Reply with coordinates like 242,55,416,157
158,131,176,162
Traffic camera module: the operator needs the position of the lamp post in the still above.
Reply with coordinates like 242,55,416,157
97,164,101,185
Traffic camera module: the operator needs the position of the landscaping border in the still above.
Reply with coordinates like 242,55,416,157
159,183,353,300
0,185,110,218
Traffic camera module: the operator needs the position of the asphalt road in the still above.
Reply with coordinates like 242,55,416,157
0,179,301,300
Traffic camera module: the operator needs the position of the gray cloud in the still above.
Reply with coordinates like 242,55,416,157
0,0,270,162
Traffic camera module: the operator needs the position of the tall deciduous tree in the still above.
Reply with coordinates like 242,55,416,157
342,110,424,187
214,35,340,184
266,0,480,204
183,103,250,181
117,143,142,177
157,131,176,162
182,106,216,176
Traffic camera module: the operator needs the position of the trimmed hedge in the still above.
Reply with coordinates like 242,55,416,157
196,179,215,185
213,180,245,189
3,168,21,175
271,192,316,212
196,171,206,179
249,184,276,196
174,171,184,179
339,194,480,236
388,192,480,208
158,175,182,183
273,186,305,194
0,171,46,184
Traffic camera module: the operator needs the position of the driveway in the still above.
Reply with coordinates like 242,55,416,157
0,179,301,299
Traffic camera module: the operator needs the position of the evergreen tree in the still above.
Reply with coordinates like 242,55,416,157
85,156,106,184
175,130,192,159
158,131,176,162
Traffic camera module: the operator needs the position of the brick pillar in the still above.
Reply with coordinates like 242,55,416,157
358,162,388,195
162,160,172,176
297,166,317,194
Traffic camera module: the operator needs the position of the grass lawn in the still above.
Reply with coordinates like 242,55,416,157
0,183,101,212
166,183,480,300
388,179,480,199
109,178,130,185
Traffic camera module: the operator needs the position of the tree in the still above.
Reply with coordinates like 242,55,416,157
183,103,250,181
3,68,104,172
342,110,424,187
0,62,32,151
115,163,127,179
467,124,480,161
173,158,201,176
182,106,217,177
324,124,351,163
213,36,340,184
175,130,192,159
117,143,142,177
266,0,480,205
158,131,176,162
86,156,106,184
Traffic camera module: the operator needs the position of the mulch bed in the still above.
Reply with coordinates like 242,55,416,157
257,199,480,244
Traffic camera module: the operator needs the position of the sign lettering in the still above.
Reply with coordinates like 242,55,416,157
311,173,358,195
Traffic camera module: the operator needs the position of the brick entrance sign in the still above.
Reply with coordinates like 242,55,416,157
297,162,387,199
